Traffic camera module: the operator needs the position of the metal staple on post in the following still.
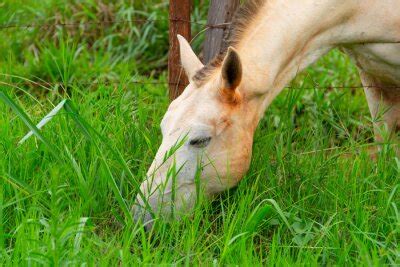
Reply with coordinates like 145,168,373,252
203,0,240,64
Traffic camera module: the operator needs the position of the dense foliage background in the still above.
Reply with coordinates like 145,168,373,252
1,0,398,265
0,0,209,85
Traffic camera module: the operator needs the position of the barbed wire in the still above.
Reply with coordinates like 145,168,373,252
0,18,399,91
1,18,398,45
0,19,229,30
1,80,399,90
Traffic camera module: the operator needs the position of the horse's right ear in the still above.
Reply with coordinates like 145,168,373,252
221,47,242,91
177,34,204,80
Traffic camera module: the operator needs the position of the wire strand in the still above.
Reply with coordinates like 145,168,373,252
1,80,399,90
0,19,233,30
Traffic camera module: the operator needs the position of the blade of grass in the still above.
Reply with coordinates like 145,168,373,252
64,100,154,216
64,100,139,224
265,199,295,236
18,99,67,145
0,90,60,159
1,173,34,195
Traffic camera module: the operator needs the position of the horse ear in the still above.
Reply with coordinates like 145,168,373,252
177,34,204,80
221,47,242,92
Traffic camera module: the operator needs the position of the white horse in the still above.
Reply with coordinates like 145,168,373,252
134,0,400,225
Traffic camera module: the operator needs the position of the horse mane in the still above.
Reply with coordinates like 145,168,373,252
192,0,266,86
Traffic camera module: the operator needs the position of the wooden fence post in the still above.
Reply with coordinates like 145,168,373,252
168,0,191,100
203,0,240,64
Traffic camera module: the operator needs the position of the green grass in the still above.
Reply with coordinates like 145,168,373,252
1,0,399,265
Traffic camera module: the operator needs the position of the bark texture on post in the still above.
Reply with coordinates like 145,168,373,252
203,0,240,64
168,0,191,100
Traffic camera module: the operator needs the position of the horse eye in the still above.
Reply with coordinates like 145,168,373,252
189,136,212,148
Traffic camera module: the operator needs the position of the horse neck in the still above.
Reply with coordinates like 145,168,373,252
236,0,397,114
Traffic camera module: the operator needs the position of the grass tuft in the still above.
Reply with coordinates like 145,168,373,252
0,0,399,265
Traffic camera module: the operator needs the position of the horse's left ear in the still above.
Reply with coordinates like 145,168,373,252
221,47,242,92
177,34,204,81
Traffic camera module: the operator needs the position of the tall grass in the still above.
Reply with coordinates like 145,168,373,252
0,0,207,87
1,0,399,265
